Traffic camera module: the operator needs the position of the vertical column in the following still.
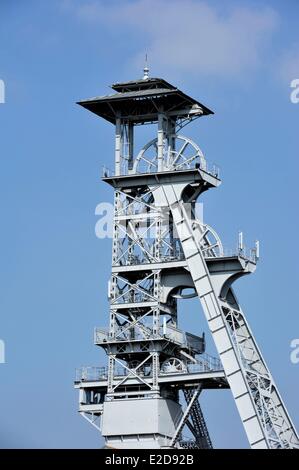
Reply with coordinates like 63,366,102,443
110,274,118,298
169,213,175,259
153,270,161,335
152,269,160,389
152,352,160,391
115,115,122,176
154,216,161,261
112,191,121,265
128,122,134,172
127,194,134,265
166,118,176,168
107,355,115,393
109,310,116,339
152,308,160,336
157,112,164,172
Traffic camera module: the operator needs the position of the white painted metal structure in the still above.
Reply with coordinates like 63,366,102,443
75,71,299,449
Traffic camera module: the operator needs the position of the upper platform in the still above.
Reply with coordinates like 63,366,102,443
102,167,220,190
77,77,213,124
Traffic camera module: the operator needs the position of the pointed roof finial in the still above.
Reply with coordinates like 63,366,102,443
143,53,149,80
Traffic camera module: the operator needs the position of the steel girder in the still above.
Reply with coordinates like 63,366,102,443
157,182,299,449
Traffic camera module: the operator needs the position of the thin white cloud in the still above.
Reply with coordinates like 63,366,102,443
67,0,279,80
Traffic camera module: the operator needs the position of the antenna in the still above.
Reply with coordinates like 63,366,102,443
143,53,149,80
255,240,260,259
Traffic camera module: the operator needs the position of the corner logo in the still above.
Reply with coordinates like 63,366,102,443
0,79,5,104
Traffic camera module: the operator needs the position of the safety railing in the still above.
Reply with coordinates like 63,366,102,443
188,353,222,373
114,250,185,267
94,325,204,352
101,163,220,179
94,328,110,343
75,353,223,382
221,247,259,263
75,366,107,382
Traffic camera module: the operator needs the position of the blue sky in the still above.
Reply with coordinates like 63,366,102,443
0,0,298,448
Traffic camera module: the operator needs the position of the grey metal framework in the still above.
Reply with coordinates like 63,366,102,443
75,70,299,449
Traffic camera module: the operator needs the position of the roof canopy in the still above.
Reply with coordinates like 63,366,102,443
78,77,213,124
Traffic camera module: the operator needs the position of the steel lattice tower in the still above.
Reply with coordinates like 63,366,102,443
75,69,299,449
